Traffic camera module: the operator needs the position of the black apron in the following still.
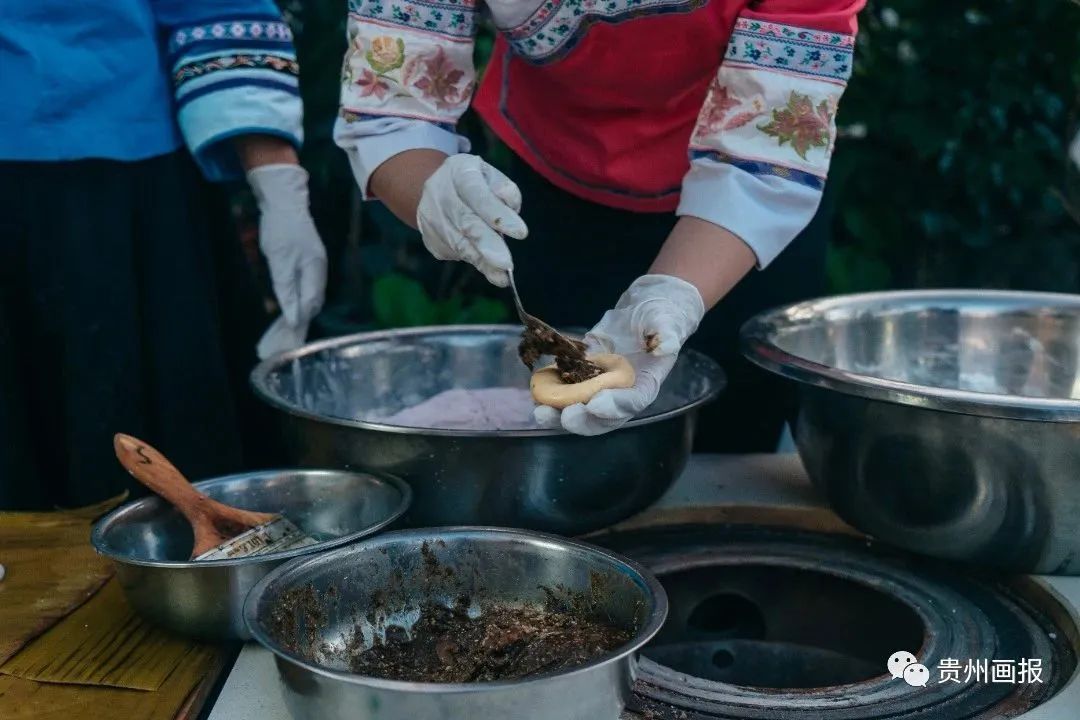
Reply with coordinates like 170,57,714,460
0,152,276,510
506,155,831,453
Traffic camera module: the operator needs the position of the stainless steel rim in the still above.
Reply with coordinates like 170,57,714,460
243,526,670,693
90,470,413,569
249,324,725,437
740,289,1080,422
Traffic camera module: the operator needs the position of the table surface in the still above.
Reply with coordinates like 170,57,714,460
205,454,1080,720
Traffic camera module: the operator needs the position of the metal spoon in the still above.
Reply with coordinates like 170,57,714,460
507,270,528,325
507,269,591,351
507,269,602,379
507,270,578,348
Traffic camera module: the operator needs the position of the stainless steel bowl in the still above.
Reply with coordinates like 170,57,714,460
741,289,1080,574
91,469,412,640
250,325,724,535
244,527,668,720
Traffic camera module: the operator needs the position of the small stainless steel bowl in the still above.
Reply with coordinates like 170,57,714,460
91,469,412,640
244,527,668,720
741,289,1080,574
250,325,724,535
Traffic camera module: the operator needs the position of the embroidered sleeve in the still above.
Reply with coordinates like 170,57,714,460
333,0,478,198
153,1,303,182
678,1,865,268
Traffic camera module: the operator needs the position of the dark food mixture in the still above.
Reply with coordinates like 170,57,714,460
518,316,604,384
348,598,631,683
269,584,333,656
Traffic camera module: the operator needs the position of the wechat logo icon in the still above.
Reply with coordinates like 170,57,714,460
888,650,929,687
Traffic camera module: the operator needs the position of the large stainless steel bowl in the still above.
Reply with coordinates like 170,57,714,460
244,527,668,720
250,326,724,535
91,469,411,639
741,290,1080,575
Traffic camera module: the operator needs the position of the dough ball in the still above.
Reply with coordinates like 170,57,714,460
530,353,635,410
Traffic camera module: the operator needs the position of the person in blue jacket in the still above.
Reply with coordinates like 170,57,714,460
0,0,327,508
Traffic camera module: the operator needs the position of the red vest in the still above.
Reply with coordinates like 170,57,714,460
473,0,859,212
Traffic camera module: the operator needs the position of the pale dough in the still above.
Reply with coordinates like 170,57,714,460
381,388,538,430
530,353,635,409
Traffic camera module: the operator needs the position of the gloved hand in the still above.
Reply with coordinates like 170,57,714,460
1070,129,1080,170
534,275,705,435
256,316,310,360
417,154,528,287
247,164,328,359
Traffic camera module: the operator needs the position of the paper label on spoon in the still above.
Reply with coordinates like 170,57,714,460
194,519,318,560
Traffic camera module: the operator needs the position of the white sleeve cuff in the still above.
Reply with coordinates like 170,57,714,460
168,20,302,183
334,115,469,199
677,159,824,269
180,85,303,183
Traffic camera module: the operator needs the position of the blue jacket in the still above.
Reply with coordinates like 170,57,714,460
0,0,303,181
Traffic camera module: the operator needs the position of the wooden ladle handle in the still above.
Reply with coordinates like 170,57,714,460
114,433,279,558
114,433,210,524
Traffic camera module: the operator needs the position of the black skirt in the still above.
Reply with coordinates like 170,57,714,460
0,152,271,510
506,156,831,453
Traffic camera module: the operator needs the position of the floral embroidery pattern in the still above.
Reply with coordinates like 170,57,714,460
173,54,298,90
345,36,411,101
723,99,767,131
506,0,706,63
368,36,406,72
170,21,293,56
343,31,473,115
355,68,392,99
686,21,852,201
727,19,854,82
757,91,833,160
735,19,855,48
409,47,470,110
348,0,476,40
693,80,770,139
694,81,741,136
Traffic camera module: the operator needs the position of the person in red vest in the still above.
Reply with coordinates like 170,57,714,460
335,0,865,450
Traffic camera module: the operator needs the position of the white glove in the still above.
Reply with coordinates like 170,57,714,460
247,164,328,360
417,154,528,287
256,316,310,360
534,275,705,435
1070,129,1080,170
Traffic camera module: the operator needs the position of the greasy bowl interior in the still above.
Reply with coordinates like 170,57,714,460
92,469,412,566
251,325,722,433
245,527,668,684
741,290,1080,420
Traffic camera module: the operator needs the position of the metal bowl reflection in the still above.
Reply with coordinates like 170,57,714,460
91,469,411,639
250,326,724,535
741,290,1080,574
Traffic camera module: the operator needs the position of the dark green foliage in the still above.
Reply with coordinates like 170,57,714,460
827,1,1080,292
372,273,508,327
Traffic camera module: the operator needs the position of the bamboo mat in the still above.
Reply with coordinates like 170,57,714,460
0,495,231,719
0,643,226,720
1,580,196,690
0,495,124,665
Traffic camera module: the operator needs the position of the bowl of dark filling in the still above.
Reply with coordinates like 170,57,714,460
244,527,667,720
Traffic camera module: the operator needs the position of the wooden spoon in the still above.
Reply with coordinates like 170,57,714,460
113,433,281,559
